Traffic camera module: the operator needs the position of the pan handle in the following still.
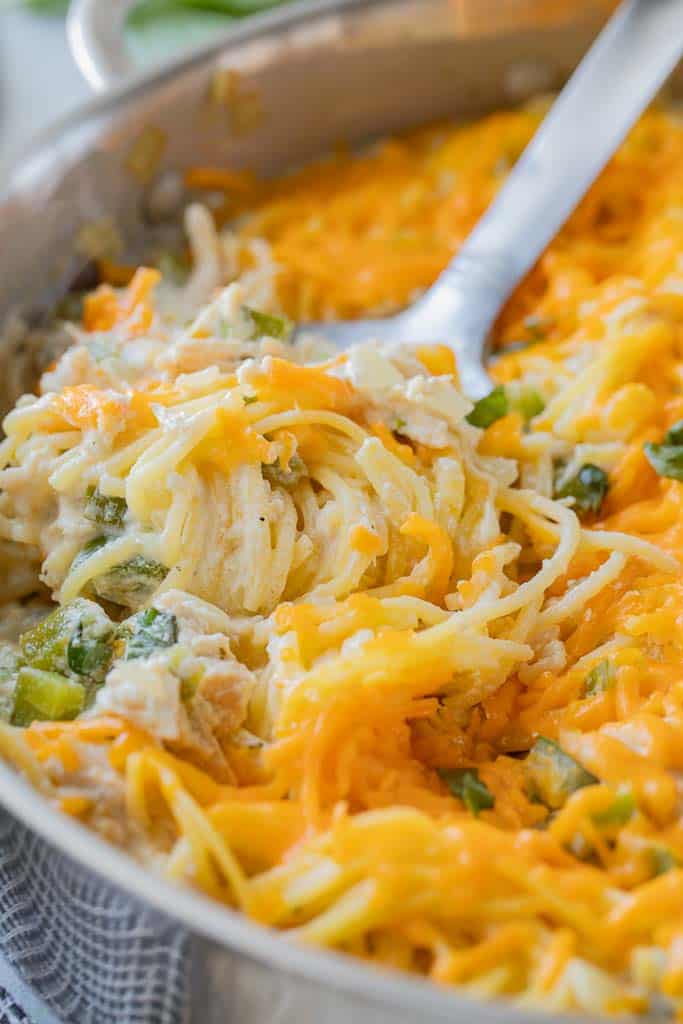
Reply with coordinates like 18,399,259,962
67,0,138,92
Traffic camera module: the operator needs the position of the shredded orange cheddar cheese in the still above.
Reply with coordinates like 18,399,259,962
3,104,683,1019
84,267,160,334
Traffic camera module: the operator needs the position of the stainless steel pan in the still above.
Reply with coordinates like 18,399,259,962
0,3,680,1021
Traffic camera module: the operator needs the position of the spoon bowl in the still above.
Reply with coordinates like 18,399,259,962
297,0,683,399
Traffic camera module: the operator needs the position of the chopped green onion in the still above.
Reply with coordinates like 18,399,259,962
11,667,85,726
243,394,258,405
393,417,407,433
592,791,636,827
526,736,598,810
244,306,293,342
465,386,509,429
438,766,495,816
121,608,178,661
85,487,128,529
555,464,609,516
584,659,615,697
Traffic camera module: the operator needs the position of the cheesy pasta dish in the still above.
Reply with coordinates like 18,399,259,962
1,103,683,1018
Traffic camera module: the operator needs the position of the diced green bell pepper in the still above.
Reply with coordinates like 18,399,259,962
555,464,609,517
67,624,113,679
12,667,85,726
591,791,636,828
70,535,109,573
120,607,178,660
526,736,598,810
508,386,545,423
92,556,168,607
438,766,495,816
584,659,615,697
84,487,128,529
20,598,113,681
244,306,293,342
466,386,508,429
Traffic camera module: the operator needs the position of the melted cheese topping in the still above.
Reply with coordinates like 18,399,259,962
1,104,683,1018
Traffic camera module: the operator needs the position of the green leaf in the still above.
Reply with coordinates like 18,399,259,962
526,736,598,810
121,608,178,661
438,767,495,816
11,667,85,726
465,386,509,429
555,463,609,516
584,659,615,697
244,306,293,342
591,791,635,827
85,487,128,529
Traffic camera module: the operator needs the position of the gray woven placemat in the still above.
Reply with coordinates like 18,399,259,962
0,811,190,1024
0,967,43,1024
0,982,32,1024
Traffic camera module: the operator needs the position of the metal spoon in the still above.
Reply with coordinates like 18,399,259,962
299,0,683,398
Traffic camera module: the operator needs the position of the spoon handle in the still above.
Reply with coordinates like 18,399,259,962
416,0,683,392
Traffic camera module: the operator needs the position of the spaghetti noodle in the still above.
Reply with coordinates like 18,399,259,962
1,103,683,1017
